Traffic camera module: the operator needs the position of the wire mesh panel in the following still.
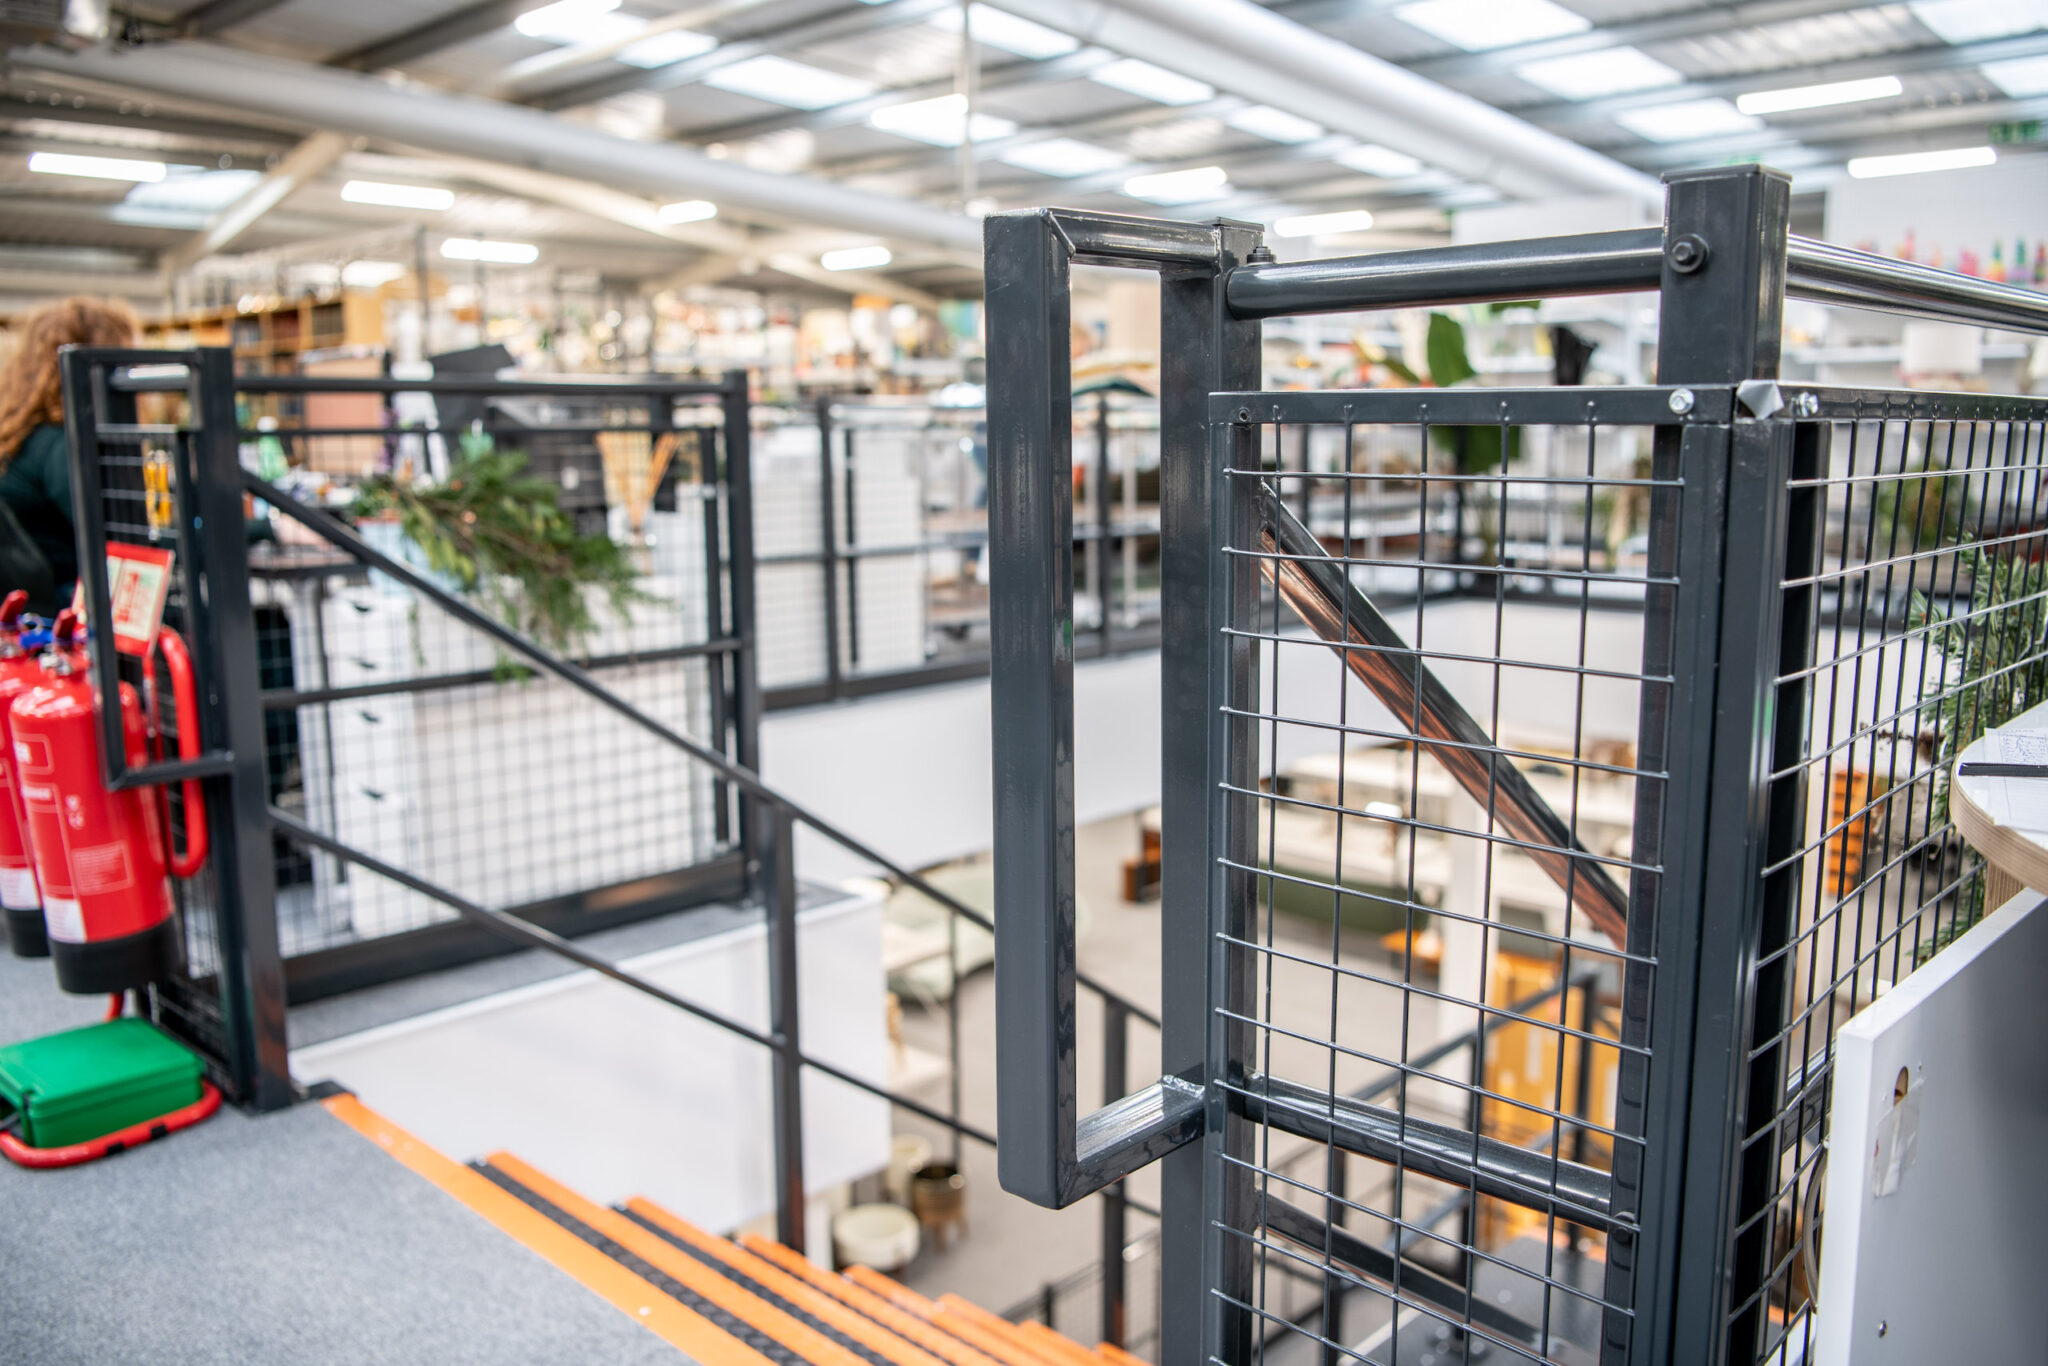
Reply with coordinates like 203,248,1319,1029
1211,387,1697,1365
1726,392,2048,1365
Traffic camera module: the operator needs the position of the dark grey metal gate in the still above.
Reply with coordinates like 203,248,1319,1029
987,166,2048,1365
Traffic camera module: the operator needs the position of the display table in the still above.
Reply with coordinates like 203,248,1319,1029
1948,705,2048,908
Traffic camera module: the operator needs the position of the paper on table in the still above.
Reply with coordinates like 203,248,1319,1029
1979,728,2048,832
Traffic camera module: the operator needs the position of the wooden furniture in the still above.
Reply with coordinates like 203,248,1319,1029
1948,707,2048,909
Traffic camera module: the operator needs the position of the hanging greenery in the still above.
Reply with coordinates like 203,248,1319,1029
352,439,653,654
1911,546,2048,953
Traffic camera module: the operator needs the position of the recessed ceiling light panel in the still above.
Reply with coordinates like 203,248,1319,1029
442,238,540,264
704,55,876,109
1122,164,1230,204
342,179,456,210
1090,58,1215,106
868,93,1017,147
1226,105,1326,144
999,138,1128,177
1846,145,1997,178
1735,75,1903,115
1516,47,1681,99
1394,0,1589,52
1336,144,1425,178
1614,98,1764,143
927,5,1079,59
1274,208,1375,238
658,199,717,223
28,151,167,182
821,245,893,271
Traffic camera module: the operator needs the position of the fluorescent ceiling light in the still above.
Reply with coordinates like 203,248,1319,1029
1122,164,1230,204
820,245,892,271
342,179,456,211
1847,145,1997,178
704,55,875,109
1274,209,1375,238
868,93,1017,147
1908,0,2048,44
1615,98,1763,143
1982,55,2048,99
1736,75,1902,115
441,237,540,264
124,168,261,211
927,4,1078,59
515,0,620,41
1336,144,1424,178
999,138,1128,177
1517,47,1681,99
1394,0,1588,52
617,29,718,68
342,260,409,288
28,151,166,182
1091,58,1214,106
1226,105,1325,144
657,199,717,223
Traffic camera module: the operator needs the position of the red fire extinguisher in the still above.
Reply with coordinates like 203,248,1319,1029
0,592,50,958
10,610,208,994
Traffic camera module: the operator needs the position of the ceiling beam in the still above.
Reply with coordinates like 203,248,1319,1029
0,94,297,150
177,0,300,36
161,130,348,275
1511,32,2048,130
526,0,957,110
14,41,982,250
1404,0,1891,82
685,47,1116,144
331,0,529,72
446,159,947,307
1596,96,2048,171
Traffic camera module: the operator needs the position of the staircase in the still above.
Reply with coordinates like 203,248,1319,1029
324,1094,1129,1366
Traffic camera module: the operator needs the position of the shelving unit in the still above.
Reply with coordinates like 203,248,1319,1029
143,294,384,374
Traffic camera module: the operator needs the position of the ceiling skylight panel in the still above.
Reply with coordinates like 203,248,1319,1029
1394,0,1590,52
1090,58,1215,106
927,5,1079,59
1615,98,1764,143
704,55,877,109
999,138,1129,176
868,93,1017,146
1226,105,1326,143
1516,47,1682,99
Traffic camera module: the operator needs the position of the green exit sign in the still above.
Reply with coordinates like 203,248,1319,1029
1990,120,2042,144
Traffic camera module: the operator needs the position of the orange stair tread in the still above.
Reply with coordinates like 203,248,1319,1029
935,1294,1070,1366
625,1199,948,1366
844,1264,941,1317
1015,1321,1101,1366
487,1153,870,1366
321,1099,768,1366
1096,1345,1149,1366
838,1269,1040,1366
737,1236,1009,1366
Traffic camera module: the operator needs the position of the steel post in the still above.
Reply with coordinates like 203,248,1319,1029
1101,997,1129,1348
817,397,843,699
720,371,765,887
763,803,806,1252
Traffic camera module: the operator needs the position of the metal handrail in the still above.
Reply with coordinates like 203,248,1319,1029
242,469,1161,1032
1226,226,2048,335
272,805,998,1146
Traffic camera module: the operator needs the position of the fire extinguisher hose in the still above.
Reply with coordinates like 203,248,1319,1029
0,1080,223,1169
153,628,209,878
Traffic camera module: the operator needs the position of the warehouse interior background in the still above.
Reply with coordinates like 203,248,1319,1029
0,1,2045,1364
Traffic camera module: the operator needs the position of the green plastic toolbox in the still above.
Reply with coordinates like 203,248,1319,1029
0,1018,204,1149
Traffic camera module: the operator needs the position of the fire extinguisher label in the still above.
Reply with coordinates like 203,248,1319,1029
43,896,83,944
70,842,135,896
0,866,36,910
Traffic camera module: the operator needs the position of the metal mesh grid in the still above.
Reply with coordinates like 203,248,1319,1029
259,569,726,958
1215,396,1679,1365
1733,398,2048,1364
251,400,743,966
72,403,236,1076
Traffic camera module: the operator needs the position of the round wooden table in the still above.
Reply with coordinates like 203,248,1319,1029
1949,726,2048,908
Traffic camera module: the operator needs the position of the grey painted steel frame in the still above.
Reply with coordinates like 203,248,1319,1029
986,207,1261,1365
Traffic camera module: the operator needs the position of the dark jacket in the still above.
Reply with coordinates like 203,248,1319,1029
0,424,74,611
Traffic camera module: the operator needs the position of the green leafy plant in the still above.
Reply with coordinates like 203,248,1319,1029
1873,458,1971,551
1911,546,2048,952
352,440,653,654
1423,311,1521,476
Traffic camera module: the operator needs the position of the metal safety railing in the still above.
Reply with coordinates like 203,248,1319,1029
59,345,1161,1344
986,166,2048,1366
755,394,1165,708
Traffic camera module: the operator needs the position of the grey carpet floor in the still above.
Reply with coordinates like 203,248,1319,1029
1,945,692,1365
0,1098,694,1365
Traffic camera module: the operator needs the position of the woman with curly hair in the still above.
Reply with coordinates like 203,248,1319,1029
0,297,137,611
